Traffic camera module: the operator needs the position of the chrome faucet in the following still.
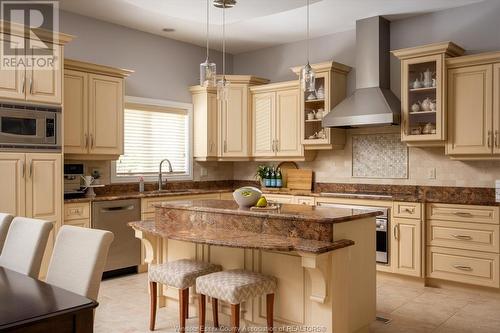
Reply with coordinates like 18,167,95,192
158,159,173,191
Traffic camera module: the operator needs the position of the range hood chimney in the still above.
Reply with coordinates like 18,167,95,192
322,16,400,128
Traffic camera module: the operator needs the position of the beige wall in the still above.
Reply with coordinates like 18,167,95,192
232,127,500,188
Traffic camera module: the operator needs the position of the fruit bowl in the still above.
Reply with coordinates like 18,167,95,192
233,187,262,207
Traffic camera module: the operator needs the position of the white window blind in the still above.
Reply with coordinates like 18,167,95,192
115,102,190,179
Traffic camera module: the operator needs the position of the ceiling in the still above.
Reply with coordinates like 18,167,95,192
59,0,485,54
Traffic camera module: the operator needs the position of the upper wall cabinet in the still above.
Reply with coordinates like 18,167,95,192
190,85,218,161
0,23,73,105
290,61,351,150
219,75,269,160
392,42,465,147
63,59,132,160
250,81,314,161
190,75,268,161
446,52,500,159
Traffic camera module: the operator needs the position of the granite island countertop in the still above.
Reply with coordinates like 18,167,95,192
153,199,382,224
129,220,354,254
128,199,381,254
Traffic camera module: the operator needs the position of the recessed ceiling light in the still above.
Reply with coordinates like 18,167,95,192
162,28,175,32
213,0,236,8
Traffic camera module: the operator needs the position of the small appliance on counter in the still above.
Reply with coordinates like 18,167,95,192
64,163,86,199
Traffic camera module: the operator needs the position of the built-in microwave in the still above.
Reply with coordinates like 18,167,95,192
0,103,61,151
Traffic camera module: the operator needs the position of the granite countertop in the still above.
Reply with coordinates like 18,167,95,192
64,189,233,203
129,220,354,254
153,199,383,224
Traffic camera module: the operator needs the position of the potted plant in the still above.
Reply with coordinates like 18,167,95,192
255,165,268,187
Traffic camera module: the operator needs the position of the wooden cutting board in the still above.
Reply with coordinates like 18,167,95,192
286,169,313,190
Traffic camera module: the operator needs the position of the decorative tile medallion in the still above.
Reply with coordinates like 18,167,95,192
352,133,408,179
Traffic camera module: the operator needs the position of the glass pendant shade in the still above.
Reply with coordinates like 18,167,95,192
217,78,230,100
300,62,316,93
200,59,216,87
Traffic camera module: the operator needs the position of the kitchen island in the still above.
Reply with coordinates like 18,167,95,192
130,199,381,333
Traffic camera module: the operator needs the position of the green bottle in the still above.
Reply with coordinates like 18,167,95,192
276,168,283,188
264,167,271,187
270,167,276,188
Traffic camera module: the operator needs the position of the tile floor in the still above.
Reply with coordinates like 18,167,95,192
95,272,500,333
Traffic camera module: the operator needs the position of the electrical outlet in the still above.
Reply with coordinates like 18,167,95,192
496,180,500,203
428,168,436,180
200,167,208,177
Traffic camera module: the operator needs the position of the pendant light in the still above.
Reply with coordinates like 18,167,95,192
300,0,315,93
216,0,230,100
200,0,216,87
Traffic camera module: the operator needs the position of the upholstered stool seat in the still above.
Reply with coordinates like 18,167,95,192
196,269,277,333
149,259,221,289
196,269,277,304
148,259,221,332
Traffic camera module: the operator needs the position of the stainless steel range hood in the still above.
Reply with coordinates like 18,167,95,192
323,16,400,128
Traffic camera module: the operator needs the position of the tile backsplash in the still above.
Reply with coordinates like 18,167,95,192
232,127,500,188
352,133,408,179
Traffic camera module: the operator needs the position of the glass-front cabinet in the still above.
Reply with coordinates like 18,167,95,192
392,42,464,146
291,61,351,150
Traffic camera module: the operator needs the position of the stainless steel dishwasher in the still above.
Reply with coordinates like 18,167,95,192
92,199,141,273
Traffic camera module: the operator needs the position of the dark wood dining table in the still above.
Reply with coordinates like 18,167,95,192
0,267,98,332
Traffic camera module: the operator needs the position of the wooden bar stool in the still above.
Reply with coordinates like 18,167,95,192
148,259,222,332
196,269,277,333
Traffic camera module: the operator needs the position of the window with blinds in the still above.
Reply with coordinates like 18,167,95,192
113,101,192,181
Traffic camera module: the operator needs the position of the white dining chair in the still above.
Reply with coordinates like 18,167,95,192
0,213,14,254
45,225,114,300
0,217,53,278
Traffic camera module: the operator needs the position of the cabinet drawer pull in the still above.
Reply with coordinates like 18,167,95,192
452,264,472,271
451,234,473,240
454,211,473,217
404,207,415,213
393,224,399,240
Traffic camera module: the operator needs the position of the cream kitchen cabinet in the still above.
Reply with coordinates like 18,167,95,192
392,218,422,277
392,42,464,146
446,52,500,159
190,75,268,161
0,29,72,105
64,202,91,228
251,82,304,159
64,59,132,159
426,203,500,288
0,152,62,278
190,86,218,161
391,202,423,277
219,76,269,159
